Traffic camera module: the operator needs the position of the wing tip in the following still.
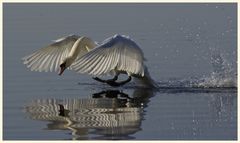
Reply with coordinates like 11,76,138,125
52,34,80,43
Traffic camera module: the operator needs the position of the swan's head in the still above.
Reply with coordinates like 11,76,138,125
58,57,73,75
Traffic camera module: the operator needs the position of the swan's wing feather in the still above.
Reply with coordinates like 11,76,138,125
22,35,80,72
72,35,145,76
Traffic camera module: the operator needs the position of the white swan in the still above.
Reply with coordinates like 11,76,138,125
23,34,157,88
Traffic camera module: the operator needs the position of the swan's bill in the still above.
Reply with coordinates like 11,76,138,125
58,63,66,75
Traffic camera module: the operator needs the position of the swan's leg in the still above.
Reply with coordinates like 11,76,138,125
92,77,106,83
112,75,118,81
92,74,119,83
105,76,132,87
114,76,132,86
93,75,131,87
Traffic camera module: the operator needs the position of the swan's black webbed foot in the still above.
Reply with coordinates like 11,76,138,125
113,76,132,86
92,76,132,87
93,75,117,82
92,77,105,82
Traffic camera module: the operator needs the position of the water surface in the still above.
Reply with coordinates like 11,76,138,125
3,3,237,140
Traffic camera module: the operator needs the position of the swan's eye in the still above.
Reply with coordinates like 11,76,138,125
60,63,66,68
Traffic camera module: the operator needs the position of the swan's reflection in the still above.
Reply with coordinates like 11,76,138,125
24,88,154,140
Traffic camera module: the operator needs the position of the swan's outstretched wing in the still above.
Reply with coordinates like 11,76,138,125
22,35,80,72
72,35,145,77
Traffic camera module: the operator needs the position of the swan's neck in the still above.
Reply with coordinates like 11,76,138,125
68,37,96,60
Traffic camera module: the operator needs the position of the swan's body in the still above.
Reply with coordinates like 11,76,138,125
23,34,157,88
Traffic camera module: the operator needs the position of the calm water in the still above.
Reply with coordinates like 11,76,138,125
3,3,237,140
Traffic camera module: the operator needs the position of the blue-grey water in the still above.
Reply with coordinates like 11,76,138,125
3,3,237,140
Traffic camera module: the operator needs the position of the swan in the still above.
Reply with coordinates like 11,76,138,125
22,34,157,88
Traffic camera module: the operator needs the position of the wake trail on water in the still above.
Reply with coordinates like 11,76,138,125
154,53,237,92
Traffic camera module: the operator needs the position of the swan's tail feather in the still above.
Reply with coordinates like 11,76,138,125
134,66,158,89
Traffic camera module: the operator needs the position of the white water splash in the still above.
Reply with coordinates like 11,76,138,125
195,53,237,88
